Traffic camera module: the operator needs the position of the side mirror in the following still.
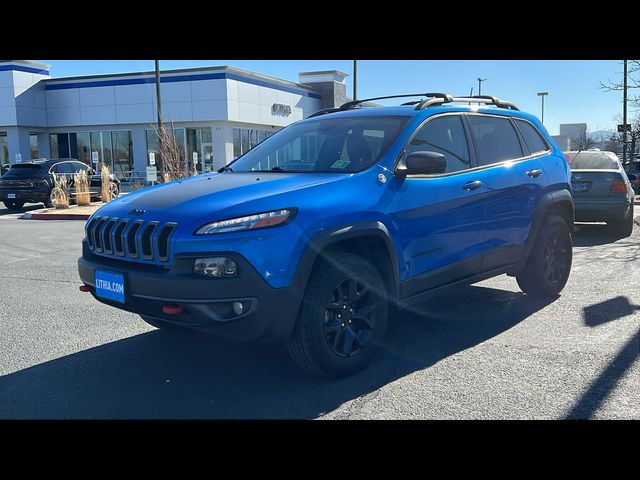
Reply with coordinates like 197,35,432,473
396,151,447,177
88,168,96,175
627,173,637,182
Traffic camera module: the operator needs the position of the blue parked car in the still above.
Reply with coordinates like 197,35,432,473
78,93,574,377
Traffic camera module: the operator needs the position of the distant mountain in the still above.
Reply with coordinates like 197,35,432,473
588,130,615,141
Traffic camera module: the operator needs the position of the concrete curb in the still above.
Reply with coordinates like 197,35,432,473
20,211,90,220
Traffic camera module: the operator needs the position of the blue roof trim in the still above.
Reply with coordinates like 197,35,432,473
0,64,50,75
45,71,322,99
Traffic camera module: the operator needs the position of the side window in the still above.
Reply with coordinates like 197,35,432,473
54,162,75,174
406,115,470,173
515,119,548,154
467,115,524,166
73,162,90,173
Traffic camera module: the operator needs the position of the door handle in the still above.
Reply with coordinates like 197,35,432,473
527,169,543,178
463,180,484,191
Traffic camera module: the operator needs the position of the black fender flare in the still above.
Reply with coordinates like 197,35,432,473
524,189,574,259
289,221,400,304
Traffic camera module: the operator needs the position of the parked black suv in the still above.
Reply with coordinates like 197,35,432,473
0,159,120,211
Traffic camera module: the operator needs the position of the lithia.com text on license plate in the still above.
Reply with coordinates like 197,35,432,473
95,270,125,303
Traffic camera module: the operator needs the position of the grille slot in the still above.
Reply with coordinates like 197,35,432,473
102,219,117,254
157,223,176,261
141,222,158,260
86,217,177,263
113,220,128,256
126,221,143,258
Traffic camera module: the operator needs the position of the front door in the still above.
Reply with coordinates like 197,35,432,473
391,114,488,299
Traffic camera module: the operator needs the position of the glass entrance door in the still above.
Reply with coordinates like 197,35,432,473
201,143,214,173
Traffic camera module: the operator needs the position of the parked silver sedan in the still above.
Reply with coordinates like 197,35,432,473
567,149,636,237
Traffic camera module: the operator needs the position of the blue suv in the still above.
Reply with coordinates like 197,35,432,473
78,93,574,377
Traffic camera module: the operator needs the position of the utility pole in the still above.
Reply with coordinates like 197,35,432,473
154,60,163,177
155,60,163,132
353,60,358,100
537,91,548,124
623,59,628,163
477,77,487,96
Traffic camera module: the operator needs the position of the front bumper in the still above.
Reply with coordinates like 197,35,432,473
77,246,302,342
573,199,631,222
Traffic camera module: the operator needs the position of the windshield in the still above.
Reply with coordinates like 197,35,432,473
570,153,619,170
4,164,43,177
228,116,409,173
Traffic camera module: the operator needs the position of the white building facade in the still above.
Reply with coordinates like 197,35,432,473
0,60,348,177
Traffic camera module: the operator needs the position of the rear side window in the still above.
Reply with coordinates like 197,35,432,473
515,119,548,154
467,115,524,166
406,115,470,173
4,164,42,177
73,162,90,172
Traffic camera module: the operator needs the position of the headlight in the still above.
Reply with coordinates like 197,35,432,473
195,208,296,235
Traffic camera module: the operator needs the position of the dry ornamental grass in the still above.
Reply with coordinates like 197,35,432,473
74,170,91,206
101,165,111,203
50,173,70,209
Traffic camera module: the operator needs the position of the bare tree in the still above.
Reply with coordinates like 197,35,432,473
570,130,597,151
601,60,640,109
151,123,188,182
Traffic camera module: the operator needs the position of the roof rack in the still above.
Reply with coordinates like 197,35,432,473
307,93,518,118
307,92,453,118
416,95,519,111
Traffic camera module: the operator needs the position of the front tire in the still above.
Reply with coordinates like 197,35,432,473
516,215,572,297
287,253,388,378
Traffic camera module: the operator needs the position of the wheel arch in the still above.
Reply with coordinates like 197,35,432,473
290,221,401,320
524,189,574,259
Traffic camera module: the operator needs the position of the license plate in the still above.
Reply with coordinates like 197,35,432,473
95,270,126,304
572,182,589,192
7,193,16,199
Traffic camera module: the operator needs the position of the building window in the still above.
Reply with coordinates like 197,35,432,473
29,134,39,159
0,132,8,165
146,127,187,172
112,131,133,177
232,127,276,160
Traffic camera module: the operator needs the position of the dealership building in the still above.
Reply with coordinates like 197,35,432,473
0,60,349,177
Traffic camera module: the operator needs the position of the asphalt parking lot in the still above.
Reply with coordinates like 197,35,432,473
0,206,638,419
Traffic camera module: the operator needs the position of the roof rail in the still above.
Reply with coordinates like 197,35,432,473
307,93,518,118
417,95,519,111
307,92,454,118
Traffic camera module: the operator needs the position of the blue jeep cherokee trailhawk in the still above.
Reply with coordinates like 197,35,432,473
78,93,574,377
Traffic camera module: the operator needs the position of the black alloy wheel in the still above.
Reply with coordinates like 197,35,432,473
323,278,377,358
542,228,571,287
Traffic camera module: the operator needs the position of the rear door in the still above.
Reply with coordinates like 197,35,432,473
392,113,489,298
465,114,548,270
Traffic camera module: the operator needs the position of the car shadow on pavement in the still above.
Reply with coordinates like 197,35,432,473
0,204,43,216
0,285,557,419
565,296,639,419
572,223,629,247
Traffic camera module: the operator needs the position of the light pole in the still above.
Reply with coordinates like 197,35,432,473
477,77,487,96
537,91,548,124
353,60,358,101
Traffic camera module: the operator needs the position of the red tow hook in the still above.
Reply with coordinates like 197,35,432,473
79,284,93,292
162,304,184,315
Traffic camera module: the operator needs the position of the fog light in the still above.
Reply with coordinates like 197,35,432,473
232,301,244,316
194,257,238,277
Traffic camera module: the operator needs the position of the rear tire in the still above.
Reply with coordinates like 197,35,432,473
3,200,25,211
516,214,572,297
140,315,185,331
609,207,633,238
287,253,388,378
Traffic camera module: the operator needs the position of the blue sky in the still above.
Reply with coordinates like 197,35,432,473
34,60,627,136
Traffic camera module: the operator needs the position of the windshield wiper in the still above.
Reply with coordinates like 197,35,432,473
251,166,288,173
218,166,233,173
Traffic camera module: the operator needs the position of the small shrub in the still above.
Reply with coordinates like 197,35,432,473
74,170,91,206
